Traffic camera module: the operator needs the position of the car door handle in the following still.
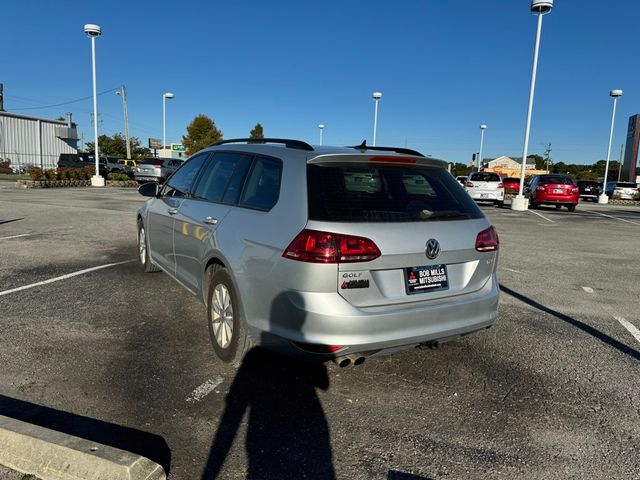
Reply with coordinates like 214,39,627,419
168,207,178,215
203,216,218,225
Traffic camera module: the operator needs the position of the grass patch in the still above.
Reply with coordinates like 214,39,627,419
0,174,30,180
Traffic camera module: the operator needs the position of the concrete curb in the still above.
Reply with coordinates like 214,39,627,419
0,415,166,480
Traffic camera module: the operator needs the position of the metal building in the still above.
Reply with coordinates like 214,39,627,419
0,111,78,173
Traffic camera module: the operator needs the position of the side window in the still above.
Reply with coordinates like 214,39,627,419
194,153,252,204
163,153,209,197
239,157,282,211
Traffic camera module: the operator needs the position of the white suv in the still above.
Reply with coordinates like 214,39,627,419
465,172,504,207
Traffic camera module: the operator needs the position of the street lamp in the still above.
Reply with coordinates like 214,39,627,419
115,85,131,159
372,91,382,146
162,92,174,151
478,124,487,170
598,89,623,204
84,23,104,187
511,0,553,211
318,124,325,145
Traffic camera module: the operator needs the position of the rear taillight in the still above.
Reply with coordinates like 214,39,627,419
283,229,381,263
476,226,499,252
465,182,474,188
536,186,546,191
571,187,579,194
497,183,503,189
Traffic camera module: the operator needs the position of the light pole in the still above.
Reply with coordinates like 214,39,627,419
116,85,131,159
84,23,104,187
511,0,553,211
598,89,623,204
162,92,174,151
318,124,325,145
372,91,382,146
478,124,487,170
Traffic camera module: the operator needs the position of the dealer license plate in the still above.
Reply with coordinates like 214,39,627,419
406,264,449,294
480,193,488,198
553,188,562,194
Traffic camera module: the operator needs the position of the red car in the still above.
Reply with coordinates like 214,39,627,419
502,177,521,194
527,174,579,211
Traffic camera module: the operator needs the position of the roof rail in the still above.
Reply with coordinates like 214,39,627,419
347,140,425,158
211,138,314,151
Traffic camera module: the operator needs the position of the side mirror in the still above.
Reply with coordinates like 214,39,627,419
138,182,159,197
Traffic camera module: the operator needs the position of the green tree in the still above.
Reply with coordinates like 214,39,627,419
85,133,150,159
182,114,223,155
451,162,471,177
249,123,264,140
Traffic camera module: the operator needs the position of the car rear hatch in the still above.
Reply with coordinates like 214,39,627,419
138,159,163,175
467,173,502,193
302,154,498,308
539,182,575,196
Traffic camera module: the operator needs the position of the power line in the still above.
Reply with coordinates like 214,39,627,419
8,88,119,111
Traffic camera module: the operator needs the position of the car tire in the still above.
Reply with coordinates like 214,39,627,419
137,219,161,273
206,265,251,364
496,201,504,208
567,205,576,212
555,204,562,209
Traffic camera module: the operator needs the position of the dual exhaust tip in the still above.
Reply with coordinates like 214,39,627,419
333,354,366,368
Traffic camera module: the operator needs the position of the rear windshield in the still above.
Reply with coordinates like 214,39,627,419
538,175,573,185
503,177,519,182
307,164,483,222
469,172,501,182
139,158,165,166
615,182,637,188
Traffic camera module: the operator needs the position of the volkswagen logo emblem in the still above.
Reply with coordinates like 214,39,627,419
425,239,440,259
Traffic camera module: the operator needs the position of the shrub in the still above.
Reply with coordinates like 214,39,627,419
67,168,78,180
44,169,57,180
28,167,43,180
56,168,70,180
80,166,95,180
634,191,640,201
108,172,130,181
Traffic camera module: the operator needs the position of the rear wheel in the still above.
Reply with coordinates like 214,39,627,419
555,204,562,209
496,201,504,208
206,265,251,364
567,204,576,212
137,219,160,273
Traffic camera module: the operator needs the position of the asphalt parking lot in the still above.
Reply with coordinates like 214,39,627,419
0,186,639,480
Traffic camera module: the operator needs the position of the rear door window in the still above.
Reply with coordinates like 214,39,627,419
307,164,483,222
193,152,252,204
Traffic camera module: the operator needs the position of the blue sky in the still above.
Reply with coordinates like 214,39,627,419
2,0,639,165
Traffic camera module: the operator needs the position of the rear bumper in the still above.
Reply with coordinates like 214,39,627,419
469,191,504,201
254,275,499,357
535,193,579,205
134,175,162,183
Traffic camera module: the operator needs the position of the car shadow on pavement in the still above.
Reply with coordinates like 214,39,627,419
387,471,433,480
0,394,171,472
200,292,335,480
0,218,23,225
499,284,640,361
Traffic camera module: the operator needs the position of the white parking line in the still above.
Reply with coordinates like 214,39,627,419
0,260,135,297
583,209,640,226
615,317,640,345
581,286,594,293
503,267,523,274
528,210,554,223
186,376,224,403
0,233,34,241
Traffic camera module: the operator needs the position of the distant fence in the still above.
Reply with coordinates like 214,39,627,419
0,153,59,173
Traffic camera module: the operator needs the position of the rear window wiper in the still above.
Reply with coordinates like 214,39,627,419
419,210,470,221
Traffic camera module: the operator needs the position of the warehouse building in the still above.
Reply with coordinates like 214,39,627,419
0,111,78,173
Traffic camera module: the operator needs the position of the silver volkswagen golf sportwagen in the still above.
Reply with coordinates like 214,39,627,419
137,139,499,366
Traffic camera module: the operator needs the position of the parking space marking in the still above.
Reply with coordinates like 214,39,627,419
0,233,33,241
0,259,135,297
582,209,640,226
528,210,554,223
615,317,640,345
186,376,224,403
581,286,594,293
503,267,523,274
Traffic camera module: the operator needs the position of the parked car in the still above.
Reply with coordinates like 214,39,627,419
99,157,132,176
604,181,638,200
527,174,579,211
464,172,504,207
57,153,107,176
501,177,521,195
576,180,600,201
137,138,500,365
134,158,183,184
455,176,468,186
118,159,137,171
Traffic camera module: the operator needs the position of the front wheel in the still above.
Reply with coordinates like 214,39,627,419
207,266,251,364
138,219,161,273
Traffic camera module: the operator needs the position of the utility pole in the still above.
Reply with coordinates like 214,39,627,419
544,142,552,172
617,143,623,181
0,83,5,112
116,85,132,159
